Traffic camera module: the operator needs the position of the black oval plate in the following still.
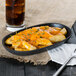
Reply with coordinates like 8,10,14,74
2,23,71,56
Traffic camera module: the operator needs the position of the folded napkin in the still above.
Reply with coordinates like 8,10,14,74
48,44,76,66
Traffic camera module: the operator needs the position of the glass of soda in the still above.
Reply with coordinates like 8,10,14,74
6,0,25,31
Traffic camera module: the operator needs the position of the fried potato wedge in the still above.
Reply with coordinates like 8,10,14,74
15,48,29,51
35,38,53,46
12,42,21,48
22,41,37,50
50,35,66,42
60,28,67,35
52,27,61,31
49,28,60,35
5,37,13,44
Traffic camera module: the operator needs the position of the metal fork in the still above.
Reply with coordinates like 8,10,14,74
53,49,76,76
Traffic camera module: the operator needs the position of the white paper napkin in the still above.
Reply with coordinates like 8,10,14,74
48,44,76,66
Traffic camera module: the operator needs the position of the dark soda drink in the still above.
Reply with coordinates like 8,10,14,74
6,0,25,27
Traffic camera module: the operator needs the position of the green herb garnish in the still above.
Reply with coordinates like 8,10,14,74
30,32,32,34
42,33,45,35
22,34,25,35
36,29,39,32
45,26,49,30
40,36,42,38
17,39,20,41
28,39,30,41
10,35,12,37
27,34,30,36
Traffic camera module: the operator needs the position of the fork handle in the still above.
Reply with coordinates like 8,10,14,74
53,56,73,76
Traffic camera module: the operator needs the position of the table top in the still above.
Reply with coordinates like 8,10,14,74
0,22,76,76
0,58,76,76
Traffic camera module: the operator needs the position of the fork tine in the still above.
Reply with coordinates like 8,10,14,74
74,49,76,53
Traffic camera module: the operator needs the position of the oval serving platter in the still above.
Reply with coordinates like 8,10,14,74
2,23,71,56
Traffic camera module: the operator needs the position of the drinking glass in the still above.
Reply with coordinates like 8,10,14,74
6,0,25,31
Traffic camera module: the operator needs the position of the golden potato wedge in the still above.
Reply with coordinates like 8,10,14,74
52,27,61,31
5,37,13,44
49,28,60,35
35,38,53,46
50,35,66,42
22,41,36,50
60,28,67,35
12,42,21,48
15,48,29,51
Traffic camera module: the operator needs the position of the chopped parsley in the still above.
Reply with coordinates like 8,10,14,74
22,34,25,35
36,29,39,32
27,34,30,36
30,32,32,34
10,35,12,37
17,39,20,41
45,26,49,30
42,33,45,35
28,39,30,41
40,36,42,38
38,33,40,35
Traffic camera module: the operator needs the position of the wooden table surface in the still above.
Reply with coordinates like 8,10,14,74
0,58,76,76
